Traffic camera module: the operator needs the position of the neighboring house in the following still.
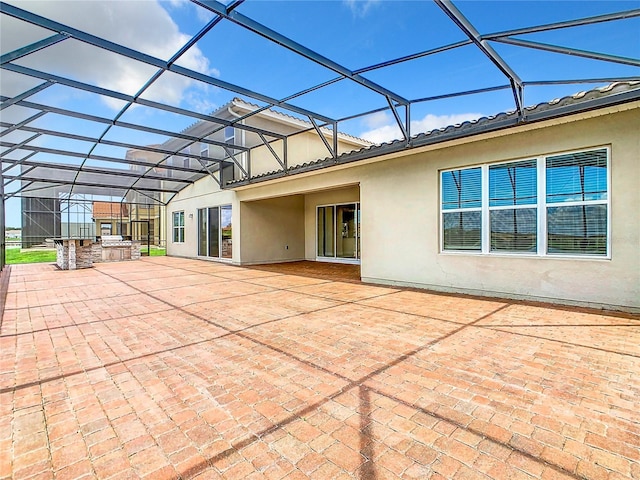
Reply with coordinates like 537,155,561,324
92,202,129,237
166,84,639,312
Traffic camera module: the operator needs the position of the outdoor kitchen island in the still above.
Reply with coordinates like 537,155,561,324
54,236,141,270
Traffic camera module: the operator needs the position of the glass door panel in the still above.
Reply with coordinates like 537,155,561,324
336,204,356,259
317,206,334,257
220,205,232,259
356,205,361,259
198,208,207,256
208,206,219,258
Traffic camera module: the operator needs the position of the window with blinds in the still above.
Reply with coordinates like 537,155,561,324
442,168,481,250
546,149,608,255
489,159,537,252
440,148,609,257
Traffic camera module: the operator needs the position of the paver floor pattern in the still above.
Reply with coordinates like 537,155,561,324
1,257,638,480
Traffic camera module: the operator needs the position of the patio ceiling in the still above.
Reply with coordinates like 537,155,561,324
1,0,639,205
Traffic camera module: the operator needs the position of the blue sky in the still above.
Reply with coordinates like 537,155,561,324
1,0,639,227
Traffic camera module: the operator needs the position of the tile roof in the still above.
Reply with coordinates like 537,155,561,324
226,98,373,145
227,82,640,186
92,202,128,219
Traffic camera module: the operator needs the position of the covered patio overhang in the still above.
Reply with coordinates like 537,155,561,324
237,184,360,266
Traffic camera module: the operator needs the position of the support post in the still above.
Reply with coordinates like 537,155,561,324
222,147,248,178
0,169,5,272
257,132,285,170
308,116,335,158
333,121,338,162
386,97,409,142
196,158,221,187
283,137,288,171
68,239,76,270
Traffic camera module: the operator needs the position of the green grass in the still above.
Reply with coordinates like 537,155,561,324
6,248,56,264
6,245,166,264
140,246,166,256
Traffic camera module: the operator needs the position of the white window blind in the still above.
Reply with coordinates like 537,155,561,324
546,149,608,255
442,168,481,251
489,159,537,252
440,148,609,257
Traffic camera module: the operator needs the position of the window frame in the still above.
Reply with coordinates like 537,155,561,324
224,126,235,144
439,146,611,259
224,125,248,173
441,167,483,252
197,204,233,261
488,158,538,254
180,148,190,169
315,202,361,264
172,211,185,244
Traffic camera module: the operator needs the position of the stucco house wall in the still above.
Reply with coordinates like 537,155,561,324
176,100,370,181
359,106,639,311
240,196,305,265
167,177,238,260
248,130,365,178
167,103,639,311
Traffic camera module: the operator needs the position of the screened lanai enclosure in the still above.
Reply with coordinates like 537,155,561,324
1,0,639,271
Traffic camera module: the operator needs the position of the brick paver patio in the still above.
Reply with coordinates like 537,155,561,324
1,257,638,479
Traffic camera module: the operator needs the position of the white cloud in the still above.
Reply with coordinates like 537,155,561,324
343,0,381,18
2,0,216,111
183,90,219,115
360,112,483,144
195,5,216,24
362,111,392,129
412,113,484,133
360,124,402,145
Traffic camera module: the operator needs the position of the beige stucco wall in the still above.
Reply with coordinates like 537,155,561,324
166,176,239,261
248,131,367,178
240,196,305,264
167,104,639,310
359,106,639,311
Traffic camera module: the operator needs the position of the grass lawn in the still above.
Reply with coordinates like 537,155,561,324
6,245,166,265
6,248,56,264
140,246,166,256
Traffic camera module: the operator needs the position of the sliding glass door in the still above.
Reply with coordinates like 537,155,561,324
317,206,334,257
198,208,207,256
208,207,219,257
336,204,356,258
317,203,360,261
221,205,232,259
198,205,232,260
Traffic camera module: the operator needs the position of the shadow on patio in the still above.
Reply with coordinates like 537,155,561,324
1,257,638,479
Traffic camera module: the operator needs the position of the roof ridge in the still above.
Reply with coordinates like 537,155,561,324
228,97,373,144
176,97,372,144
414,81,640,139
